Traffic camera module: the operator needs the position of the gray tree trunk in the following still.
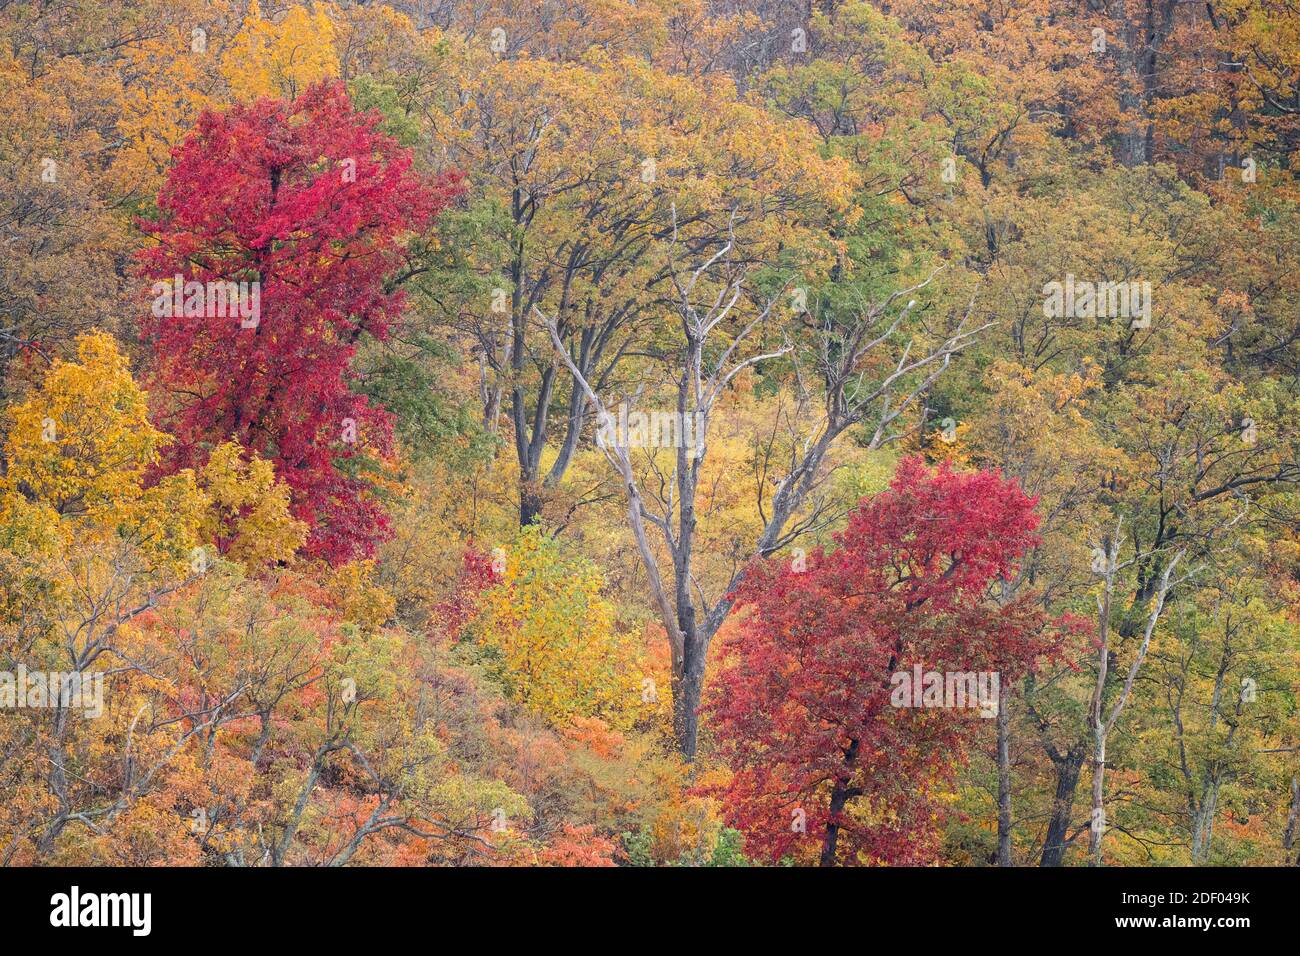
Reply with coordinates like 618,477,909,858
997,692,1013,866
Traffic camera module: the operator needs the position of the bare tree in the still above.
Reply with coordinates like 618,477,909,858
1283,776,1300,864
996,687,1013,865
1087,519,1194,866
543,214,987,758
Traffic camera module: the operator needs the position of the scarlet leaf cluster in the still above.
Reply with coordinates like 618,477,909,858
138,81,463,562
706,457,1071,865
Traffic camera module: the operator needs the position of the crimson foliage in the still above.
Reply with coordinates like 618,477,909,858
139,81,462,562
706,458,1078,865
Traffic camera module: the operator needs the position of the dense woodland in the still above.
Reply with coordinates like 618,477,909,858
1,0,1299,867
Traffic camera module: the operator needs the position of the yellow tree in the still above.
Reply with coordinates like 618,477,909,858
221,0,340,102
476,524,644,730
0,331,206,858
199,441,307,569
109,9,228,199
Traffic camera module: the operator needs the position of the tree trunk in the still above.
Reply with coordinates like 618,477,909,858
671,635,706,759
546,387,588,488
1190,779,1219,864
819,783,851,866
1113,0,1175,167
818,738,860,866
1089,727,1106,866
997,694,1013,866
1283,775,1300,864
36,703,72,857
519,478,543,526
1040,746,1085,866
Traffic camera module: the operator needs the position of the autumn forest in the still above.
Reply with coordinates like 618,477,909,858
2,0,1299,872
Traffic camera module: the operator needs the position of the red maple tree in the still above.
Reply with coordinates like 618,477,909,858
431,545,500,644
705,457,1078,866
138,81,463,563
